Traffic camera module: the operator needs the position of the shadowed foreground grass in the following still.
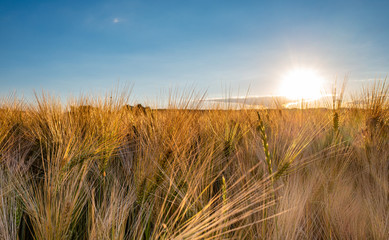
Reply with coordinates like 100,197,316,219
0,82,388,239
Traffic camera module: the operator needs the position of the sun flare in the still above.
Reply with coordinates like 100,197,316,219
279,68,324,100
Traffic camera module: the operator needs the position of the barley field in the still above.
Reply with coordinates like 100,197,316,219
0,81,388,240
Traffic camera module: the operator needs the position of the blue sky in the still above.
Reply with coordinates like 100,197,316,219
1,0,388,101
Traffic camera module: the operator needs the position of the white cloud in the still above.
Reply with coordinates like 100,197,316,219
113,18,120,23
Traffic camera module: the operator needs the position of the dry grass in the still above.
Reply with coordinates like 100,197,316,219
0,81,388,239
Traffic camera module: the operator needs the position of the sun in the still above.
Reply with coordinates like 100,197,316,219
279,68,324,100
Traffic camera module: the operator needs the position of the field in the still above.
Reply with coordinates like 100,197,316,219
0,82,388,239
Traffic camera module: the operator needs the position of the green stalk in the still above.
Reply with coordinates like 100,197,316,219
257,112,274,237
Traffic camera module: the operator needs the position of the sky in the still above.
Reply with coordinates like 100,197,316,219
1,0,389,102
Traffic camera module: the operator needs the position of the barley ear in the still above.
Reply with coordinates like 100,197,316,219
257,112,272,175
333,111,339,133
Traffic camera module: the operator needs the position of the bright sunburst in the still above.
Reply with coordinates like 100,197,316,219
279,68,324,100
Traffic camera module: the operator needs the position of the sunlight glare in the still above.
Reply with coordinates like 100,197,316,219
279,68,324,100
